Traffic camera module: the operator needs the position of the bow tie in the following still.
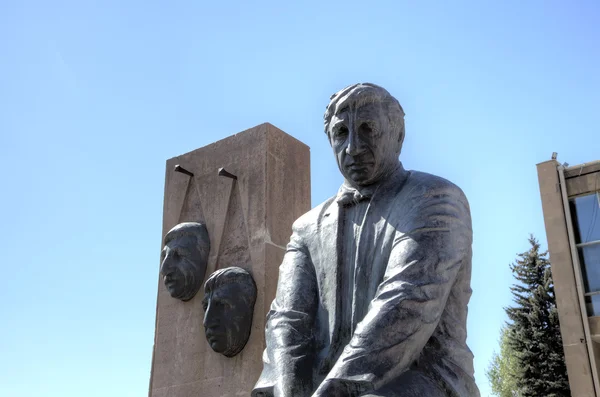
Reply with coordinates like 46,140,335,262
335,166,407,207
336,185,373,206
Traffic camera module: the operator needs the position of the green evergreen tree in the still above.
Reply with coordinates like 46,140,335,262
487,325,522,397
505,236,570,397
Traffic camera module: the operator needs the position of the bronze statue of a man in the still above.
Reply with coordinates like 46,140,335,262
252,83,479,397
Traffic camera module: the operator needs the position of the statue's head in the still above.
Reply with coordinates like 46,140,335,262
202,267,257,357
324,83,405,188
160,222,210,301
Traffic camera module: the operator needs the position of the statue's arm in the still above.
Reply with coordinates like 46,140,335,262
252,220,319,397
314,185,472,396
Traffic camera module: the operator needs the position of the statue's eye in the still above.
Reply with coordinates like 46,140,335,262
216,300,230,309
171,249,181,260
334,125,348,139
360,123,372,134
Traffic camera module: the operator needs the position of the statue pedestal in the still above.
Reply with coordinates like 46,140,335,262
148,123,311,397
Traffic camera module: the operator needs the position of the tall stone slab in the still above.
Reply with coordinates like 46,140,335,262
149,123,311,397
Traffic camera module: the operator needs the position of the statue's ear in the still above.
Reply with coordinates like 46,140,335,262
396,125,405,153
325,129,333,145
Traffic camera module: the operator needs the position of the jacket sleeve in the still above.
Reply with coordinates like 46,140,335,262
252,218,319,397
318,184,472,395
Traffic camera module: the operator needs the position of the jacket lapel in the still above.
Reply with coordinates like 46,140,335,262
315,199,344,373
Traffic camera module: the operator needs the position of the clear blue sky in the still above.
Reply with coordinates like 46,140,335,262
1,1,599,396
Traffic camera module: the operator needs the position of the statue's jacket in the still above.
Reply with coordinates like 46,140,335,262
254,166,479,397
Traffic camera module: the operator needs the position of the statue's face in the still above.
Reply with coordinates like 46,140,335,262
328,102,400,187
160,233,208,301
202,282,254,357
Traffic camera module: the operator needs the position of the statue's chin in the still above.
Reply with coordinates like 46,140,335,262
209,339,226,353
169,282,200,301
167,286,181,298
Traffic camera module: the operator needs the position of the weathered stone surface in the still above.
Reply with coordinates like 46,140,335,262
149,124,310,397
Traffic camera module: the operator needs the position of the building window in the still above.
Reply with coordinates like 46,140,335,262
570,192,600,316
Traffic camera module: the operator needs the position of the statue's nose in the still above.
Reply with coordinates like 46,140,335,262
346,130,366,156
160,252,175,275
203,302,218,328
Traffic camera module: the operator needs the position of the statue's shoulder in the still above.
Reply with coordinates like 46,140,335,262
404,170,468,202
291,196,337,232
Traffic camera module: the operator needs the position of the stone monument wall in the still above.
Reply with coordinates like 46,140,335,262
149,123,311,397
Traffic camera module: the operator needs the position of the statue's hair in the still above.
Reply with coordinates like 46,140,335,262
164,222,210,253
204,266,257,306
324,83,406,149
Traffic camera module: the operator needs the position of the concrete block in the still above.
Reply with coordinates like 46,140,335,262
148,124,311,397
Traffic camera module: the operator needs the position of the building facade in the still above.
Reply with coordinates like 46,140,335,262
537,158,600,397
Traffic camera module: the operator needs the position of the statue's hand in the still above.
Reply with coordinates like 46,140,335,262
312,379,370,397
312,379,346,397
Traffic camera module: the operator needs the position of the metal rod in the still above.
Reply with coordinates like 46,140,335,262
577,240,600,248
218,167,237,180
174,164,194,177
